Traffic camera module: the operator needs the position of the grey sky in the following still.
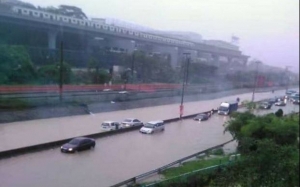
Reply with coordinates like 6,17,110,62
26,0,299,71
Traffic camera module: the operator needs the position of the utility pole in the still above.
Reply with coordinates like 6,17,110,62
251,60,260,102
285,66,292,92
180,53,190,118
185,57,190,85
131,51,135,83
59,41,63,103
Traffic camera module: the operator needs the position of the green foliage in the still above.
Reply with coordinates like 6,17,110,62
0,98,29,109
210,148,224,156
224,111,256,139
162,157,228,179
211,139,299,187
275,108,284,117
0,45,36,84
37,62,72,84
226,112,299,152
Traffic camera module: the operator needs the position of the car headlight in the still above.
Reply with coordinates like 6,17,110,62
68,148,73,151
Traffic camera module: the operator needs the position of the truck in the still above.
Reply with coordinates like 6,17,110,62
217,101,238,115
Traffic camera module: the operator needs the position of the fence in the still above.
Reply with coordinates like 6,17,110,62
110,139,234,187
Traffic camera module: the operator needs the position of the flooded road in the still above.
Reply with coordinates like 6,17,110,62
0,103,297,187
0,89,291,152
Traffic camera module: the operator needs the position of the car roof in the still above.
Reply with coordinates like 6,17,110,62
124,118,136,120
72,137,93,141
103,121,117,123
147,120,164,124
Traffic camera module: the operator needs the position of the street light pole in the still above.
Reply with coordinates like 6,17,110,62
59,40,64,103
131,52,135,80
285,66,292,92
251,61,259,102
185,56,190,85
180,53,190,118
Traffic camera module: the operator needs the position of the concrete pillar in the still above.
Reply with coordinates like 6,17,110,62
48,30,57,50
152,45,180,68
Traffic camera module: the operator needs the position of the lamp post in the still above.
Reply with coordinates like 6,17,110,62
251,60,260,102
58,23,64,103
180,53,190,118
285,66,292,92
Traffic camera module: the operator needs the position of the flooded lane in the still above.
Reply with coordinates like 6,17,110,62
0,103,297,187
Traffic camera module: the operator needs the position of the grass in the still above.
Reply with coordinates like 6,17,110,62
162,156,229,179
0,98,30,110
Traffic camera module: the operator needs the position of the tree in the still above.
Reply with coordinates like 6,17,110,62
211,139,299,187
225,112,299,152
275,108,284,117
0,45,36,84
37,62,72,84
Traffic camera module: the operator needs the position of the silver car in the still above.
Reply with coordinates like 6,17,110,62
121,118,143,128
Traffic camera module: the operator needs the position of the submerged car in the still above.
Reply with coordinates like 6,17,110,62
193,113,209,121
259,102,272,109
121,118,143,128
61,137,96,153
140,120,164,134
293,99,300,105
101,121,121,131
274,101,286,106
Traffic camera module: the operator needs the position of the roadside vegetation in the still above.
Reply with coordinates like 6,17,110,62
137,112,299,187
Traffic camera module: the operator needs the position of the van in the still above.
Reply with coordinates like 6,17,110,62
139,120,164,134
101,121,121,131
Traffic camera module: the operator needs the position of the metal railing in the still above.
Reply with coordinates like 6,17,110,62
110,139,234,187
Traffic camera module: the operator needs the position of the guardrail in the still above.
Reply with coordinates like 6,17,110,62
110,139,234,187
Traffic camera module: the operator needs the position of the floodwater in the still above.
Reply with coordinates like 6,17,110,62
0,103,297,187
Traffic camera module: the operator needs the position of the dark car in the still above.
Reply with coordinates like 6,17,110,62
194,113,209,121
267,98,277,105
293,99,300,105
61,137,96,153
259,102,272,109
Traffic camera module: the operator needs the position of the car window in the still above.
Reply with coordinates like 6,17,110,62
133,119,139,122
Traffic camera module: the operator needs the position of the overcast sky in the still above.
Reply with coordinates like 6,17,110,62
26,0,299,71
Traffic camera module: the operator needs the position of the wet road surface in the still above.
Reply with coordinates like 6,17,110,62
0,89,290,152
0,103,297,187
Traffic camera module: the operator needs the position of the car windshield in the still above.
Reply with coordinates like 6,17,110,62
102,123,110,127
218,106,228,111
69,139,81,145
144,123,155,128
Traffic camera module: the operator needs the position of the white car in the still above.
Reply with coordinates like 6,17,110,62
101,121,121,131
274,101,286,106
140,120,164,134
121,118,143,128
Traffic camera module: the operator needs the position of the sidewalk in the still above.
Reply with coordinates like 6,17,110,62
0,89,286,152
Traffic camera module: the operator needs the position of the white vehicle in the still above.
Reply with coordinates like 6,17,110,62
121,118,143,128
101,121,121,131
140,120,164,134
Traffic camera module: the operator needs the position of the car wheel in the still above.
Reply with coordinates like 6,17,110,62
162,128,165,131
